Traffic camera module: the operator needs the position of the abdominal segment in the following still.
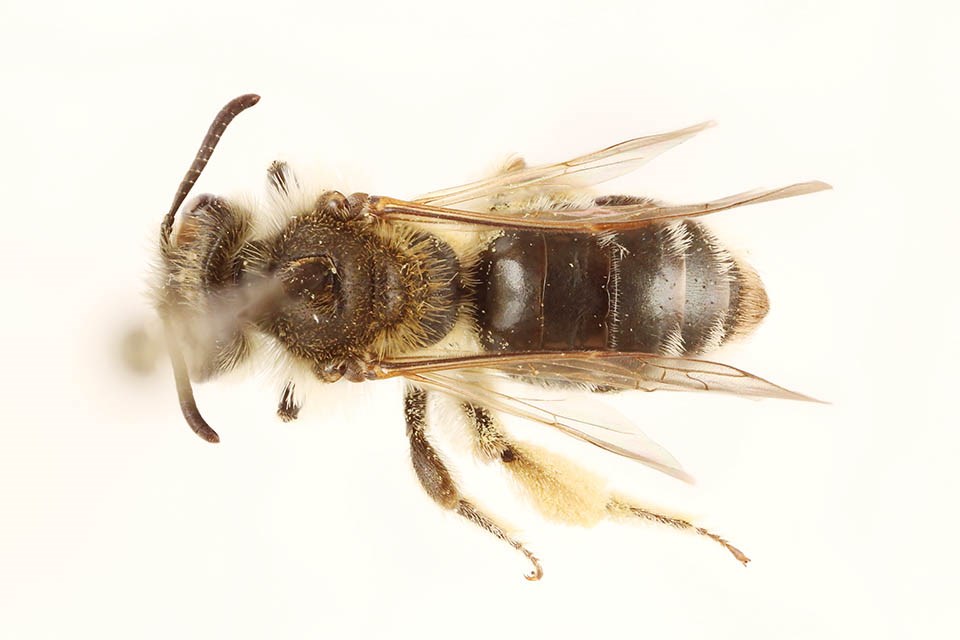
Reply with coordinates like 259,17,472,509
473,220,768,357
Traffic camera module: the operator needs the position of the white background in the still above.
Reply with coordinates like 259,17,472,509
1,1,957,638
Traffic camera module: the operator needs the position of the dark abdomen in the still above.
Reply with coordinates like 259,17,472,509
473,220,768,357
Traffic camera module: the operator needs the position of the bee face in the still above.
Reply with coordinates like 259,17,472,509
160,195,255,381
154,95,828,577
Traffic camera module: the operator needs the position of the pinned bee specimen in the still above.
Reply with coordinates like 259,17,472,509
157,95,829,580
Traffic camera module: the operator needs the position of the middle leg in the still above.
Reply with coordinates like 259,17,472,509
404,385,542,580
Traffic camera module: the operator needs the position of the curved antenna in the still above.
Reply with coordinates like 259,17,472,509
160,93,260,244
160,94,260,442
164,320,220,443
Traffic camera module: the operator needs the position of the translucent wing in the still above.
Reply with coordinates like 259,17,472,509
479,355,819,401
375,351,816,402
363,351,818,480
409,370,694,483
414,121,716,208
370,181,831,232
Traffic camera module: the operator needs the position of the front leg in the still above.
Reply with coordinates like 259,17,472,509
276,381,301,422
266,160,299,195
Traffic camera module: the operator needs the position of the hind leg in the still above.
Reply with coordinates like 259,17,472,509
461,402,750,564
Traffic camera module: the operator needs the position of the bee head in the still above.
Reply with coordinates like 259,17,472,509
156,94,261,443
160,194,258,382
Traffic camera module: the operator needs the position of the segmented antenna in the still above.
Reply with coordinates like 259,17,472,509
160,93,260,244
164,319,221,443
160,94,260,442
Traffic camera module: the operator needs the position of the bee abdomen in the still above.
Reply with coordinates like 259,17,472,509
474,220,767,356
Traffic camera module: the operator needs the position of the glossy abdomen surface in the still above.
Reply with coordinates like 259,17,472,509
473,220,768,357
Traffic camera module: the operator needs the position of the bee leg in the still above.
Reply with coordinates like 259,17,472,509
500,155,527,174
267,160,299,195
462,403,610,526
404,385,542,580
485,156,526,211
607,498,751,566
277,381,301,422
460,402,508,462
461,404,748,564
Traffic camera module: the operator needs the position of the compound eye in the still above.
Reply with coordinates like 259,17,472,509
283,255,339,313
174,195,224,246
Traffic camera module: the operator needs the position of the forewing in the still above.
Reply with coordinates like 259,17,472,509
372,181,831,231
414,121,715,208
477,355,818,401
378,351,818,403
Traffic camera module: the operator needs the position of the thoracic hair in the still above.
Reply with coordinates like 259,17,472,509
158,192,463,381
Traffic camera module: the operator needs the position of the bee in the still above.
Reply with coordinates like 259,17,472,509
157,94,829,580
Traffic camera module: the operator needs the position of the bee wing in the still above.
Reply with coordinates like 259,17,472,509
409,370,694,483
483,355,819,401
371,351,818,480
371,181,831,231
377,351,819,402
414,121,716,207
